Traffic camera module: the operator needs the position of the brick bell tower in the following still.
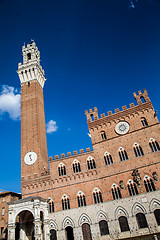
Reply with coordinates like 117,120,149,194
17,41,49,189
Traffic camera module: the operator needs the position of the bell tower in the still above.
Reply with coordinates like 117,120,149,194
17,41,49,185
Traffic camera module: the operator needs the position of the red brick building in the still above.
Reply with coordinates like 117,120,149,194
8,41,160,240
0,191,21,240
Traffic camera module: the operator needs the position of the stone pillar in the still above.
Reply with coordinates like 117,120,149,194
57,229,66,240
19,224,25,240
34,219,41,240
90,224,100,240
73,226,83,240
8,223,16,240
43,219,50,240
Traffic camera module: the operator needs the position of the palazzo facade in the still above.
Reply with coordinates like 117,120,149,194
8,41,160,240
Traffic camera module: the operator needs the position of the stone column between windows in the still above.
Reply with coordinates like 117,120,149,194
43,218,50,240
57,229,66,240
8,223,16,240
73,227,83,240
34,218,41,240
90,223,99,239
108,219,120,239
145,212,158,234
127,216,138,236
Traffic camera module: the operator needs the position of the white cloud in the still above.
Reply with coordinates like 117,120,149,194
46,120,58,133
0,85,21,120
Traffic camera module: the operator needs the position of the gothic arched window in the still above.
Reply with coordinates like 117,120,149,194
73,159,81,173
77,191,86,207
101,131,107,140
48,199,54,213
133,143,144,157
104,152,113,165
93,188,103,204
127,180,138,196
149,138,160,152
87,156,96,170
58,163,66,176
136,213,148,229
50,229,57,240
112,184,122,200
141,117,148,127
62,195,70,210
118,147,128,161
144,176,156,192
82,223,92,240
99,220,109,236
154,209,160,225
118,216,130,232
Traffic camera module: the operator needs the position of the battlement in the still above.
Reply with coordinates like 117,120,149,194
85,89,152,123
49,147,93,162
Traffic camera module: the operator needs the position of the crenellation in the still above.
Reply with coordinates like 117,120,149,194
73,150,78,155
122,105,127,110
50,148,93,162
130,103,135,108
80,149,84,153
115,108,120,113
108,111,112,115
86,147,90,152
100,113,105,118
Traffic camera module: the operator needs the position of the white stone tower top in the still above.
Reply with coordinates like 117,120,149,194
17,40,46,88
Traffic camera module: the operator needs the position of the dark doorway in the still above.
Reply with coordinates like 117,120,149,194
50,229,57,240
65,226,74,240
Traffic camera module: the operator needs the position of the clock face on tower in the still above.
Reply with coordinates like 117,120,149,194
115,121,130,135
24,151,37,165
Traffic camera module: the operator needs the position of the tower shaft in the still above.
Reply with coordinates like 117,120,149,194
17,41,48,189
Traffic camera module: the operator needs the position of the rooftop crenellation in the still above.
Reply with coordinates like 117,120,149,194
85,89,151,123
49,147,93,162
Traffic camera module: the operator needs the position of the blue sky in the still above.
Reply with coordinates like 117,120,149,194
0,0,160,193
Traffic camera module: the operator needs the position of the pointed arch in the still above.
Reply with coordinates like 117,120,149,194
49,220,58,230
93,188,103,204
118,147,128,161
133,143,144,157
62,194,70,210
115,206,129,219
149,198,160,212
132,202,146,216
144,175,156,192
87,156,96,170
77,191,86,207
58,162,66,176
62,216,75,229
96,210,108,223
149,138,160,152
73,159,81,173
111,183,122,200
104,151,113,165
127,179,138,196
78,213,92,227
